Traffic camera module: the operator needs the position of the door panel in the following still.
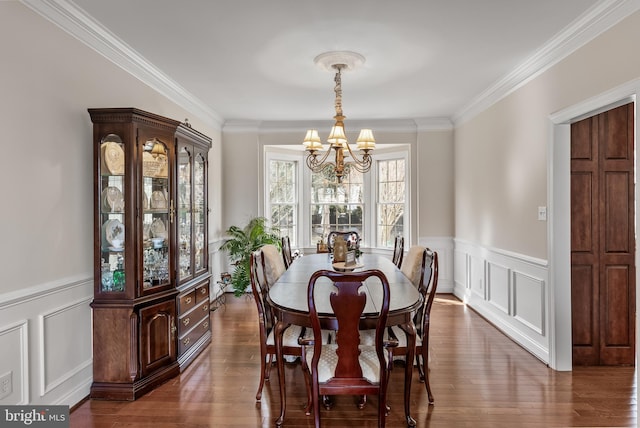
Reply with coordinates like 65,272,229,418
571,102,635,366
571,264,596,346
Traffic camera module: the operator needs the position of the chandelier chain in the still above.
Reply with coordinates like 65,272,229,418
333,65,343,119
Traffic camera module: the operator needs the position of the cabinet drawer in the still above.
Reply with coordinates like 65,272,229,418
178,315,210,355
178,301,209,336
195,282,209,303
178,289,196,313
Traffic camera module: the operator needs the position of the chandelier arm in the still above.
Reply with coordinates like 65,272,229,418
343,142,373,171
344,154,373,174
306,145,334,171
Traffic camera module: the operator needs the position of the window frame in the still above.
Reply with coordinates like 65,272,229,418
264,145,409,251
264,151,300,247
372,151,410,248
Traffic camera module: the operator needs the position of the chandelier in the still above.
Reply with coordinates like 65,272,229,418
302,51,375,182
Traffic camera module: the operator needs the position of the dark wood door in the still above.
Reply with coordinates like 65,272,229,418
139,299,177,376
571,102,636,365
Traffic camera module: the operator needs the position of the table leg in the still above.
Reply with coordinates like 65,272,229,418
274,320,287,427
401,322,417,427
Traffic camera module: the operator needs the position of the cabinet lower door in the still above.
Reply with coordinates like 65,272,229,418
139,299,177,377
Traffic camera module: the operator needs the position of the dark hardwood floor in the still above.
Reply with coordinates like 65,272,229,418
71,294,637,427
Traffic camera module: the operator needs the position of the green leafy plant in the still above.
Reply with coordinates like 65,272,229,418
220,216,281,296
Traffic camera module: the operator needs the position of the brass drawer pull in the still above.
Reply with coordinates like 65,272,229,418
185,297,192,305
183,317,190,326
200,288,207,295
202,304,208,312
203,321,209,329
183,337,190,345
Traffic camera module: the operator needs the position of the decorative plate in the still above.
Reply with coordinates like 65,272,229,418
332,262,364,272
104,219,125,246
142,152,160,177
102,186,124,212
102,142,125,175
150,190,168,209
151,218,166,238
156,154,169,178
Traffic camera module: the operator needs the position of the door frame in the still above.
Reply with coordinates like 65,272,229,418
548,78,640,371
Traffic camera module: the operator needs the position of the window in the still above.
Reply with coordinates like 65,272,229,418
264,145,409,250
310,167,364,244
376,158,405,247
267,159,297,246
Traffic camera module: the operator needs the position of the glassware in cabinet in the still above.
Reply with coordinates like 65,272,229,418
142,137,171,289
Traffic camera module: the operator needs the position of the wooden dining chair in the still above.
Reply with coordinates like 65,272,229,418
250,248,333,402
390,247,439,403
299,269,398,428
391,236,404,268
250,250,304,401
260,243,286,287
281,236,294,269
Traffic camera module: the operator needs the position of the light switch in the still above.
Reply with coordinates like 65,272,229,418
538,206,547,221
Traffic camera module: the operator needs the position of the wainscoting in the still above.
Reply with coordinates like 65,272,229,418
453,239,550,364
0,241,224,408
0,275,94,407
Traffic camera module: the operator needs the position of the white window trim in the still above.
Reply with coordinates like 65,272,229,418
264,145,410,251
372,149,410,249
264,150,300,246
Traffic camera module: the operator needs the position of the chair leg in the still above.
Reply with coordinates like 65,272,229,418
422,329,434,404
313,386,322,428
264,353,274,381
256,352,271,401
379,392,389,428
323,395,333,409
302,368,312,415
357,395,367,409
416,347,425,382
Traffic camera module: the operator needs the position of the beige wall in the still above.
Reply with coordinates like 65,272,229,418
221,123,454,247
0,2,222,295
417,129,454,237
455,11,640,259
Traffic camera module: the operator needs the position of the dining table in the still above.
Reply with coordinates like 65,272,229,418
268,252,421,427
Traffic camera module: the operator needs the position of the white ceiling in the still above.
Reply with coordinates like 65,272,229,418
29,0,635,126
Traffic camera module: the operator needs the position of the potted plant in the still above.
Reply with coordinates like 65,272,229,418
220,216,281,296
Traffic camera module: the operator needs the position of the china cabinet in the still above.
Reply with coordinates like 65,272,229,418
89,108,211,400
175,122,212,369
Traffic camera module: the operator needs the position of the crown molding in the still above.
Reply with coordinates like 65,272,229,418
21,0,224,129
222,119,418,134
452,0,640,126
21,0,640,131
413,117,453,131
222,120,263,133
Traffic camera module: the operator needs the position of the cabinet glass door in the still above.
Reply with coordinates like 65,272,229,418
194,153,206,273
99,134,126,293
177,146,192,281
142,138,171,289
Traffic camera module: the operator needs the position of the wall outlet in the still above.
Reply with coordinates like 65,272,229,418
0,371,12,400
